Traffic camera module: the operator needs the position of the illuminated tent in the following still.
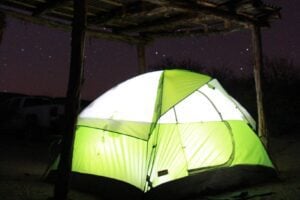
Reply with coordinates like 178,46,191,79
58,69,275,199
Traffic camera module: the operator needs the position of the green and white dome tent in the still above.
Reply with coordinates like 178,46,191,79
66,69,275,198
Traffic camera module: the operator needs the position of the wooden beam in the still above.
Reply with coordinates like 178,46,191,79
0,7,150,44
0,0,35,13
3,0,36,9
251,24,267,148
87,28,151,44
116,13,196,33
143,25,242,38
53,0,86,199
46,11,73,22
0,11,6,43
88,1,154,24
145,1,267,26
137,43,147,73
32,0,69,17
114,2,270,34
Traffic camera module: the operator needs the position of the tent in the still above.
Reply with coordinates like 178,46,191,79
52,69,276,199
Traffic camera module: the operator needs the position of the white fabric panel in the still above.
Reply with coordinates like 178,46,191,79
156,79,256,125
80,71,162,122
174,92,221,123
199,82,245,121
208,79,255,128
230,98,256,129
159,91,221,123
158,107,177,123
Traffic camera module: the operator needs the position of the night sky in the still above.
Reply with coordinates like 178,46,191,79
0,0,299,100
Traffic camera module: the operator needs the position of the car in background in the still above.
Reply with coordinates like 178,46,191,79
0,96,64,136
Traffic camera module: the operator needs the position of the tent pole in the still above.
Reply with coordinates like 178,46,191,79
137,43,146,73
251,24,267,148
53,0,87,199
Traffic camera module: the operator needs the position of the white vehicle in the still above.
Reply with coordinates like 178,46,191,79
2,96,64,132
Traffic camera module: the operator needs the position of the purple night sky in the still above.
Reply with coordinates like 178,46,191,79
0,0,299,100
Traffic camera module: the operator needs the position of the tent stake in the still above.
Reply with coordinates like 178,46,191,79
53,0,87,199
251,24,267,148
137,43,147,73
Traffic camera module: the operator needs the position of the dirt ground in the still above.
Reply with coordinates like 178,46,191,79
0,132,299,200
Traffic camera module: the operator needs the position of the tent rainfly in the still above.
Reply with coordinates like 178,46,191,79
51,69,276,199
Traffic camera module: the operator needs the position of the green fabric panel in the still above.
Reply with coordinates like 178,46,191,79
228,121,274,168
161,70,211,115
70,120,273,191
148,124,188,188
178,122,233,171
72,126,147,190
77,118,152,140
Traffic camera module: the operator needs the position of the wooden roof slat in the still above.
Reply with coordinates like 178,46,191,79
146,1,260,25
0,6,149,44
96,0,123,7
0,0,280,43
1,0,36,11
110,2,258,34
145,25,241,38
116,13,197,33
32,0,69,16
87,5,108,13
45,11,73,22
88,1,153,24
89,5,189,30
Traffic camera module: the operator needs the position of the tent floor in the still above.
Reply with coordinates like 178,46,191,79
145,165,277,200
48,165,277,200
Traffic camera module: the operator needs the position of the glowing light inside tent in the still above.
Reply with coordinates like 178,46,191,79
199,83,245,121
70,70,274,192
159,79,252,124
80,71,162,122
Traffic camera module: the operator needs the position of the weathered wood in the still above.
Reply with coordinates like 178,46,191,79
0,0,35,12
32,0,69,16
46,11,74,22
144,27,241,38
251,24,267,148
145,1,266,26
0,0,280,41
116,13,196,33
53,0,86,199
137,43,147,73
0,7,149,44
0,11,6,43
88,1,154,24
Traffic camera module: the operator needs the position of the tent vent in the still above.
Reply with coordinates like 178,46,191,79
157,169,168,177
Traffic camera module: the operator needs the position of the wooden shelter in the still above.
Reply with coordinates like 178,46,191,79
0,0,280,199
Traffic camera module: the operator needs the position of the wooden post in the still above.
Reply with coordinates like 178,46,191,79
0,11,6,44
53,0,86,199
137,43,146,73
251,24,267,147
